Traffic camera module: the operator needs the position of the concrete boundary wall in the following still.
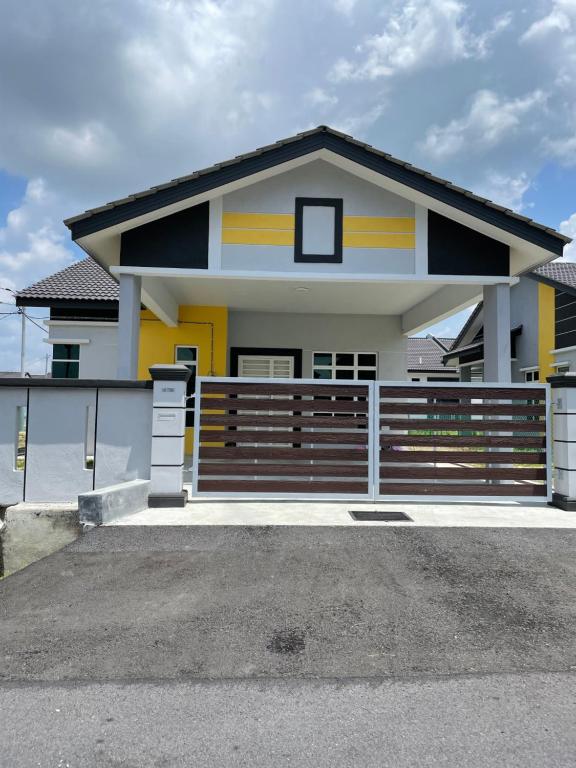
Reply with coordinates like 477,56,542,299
0,379,153,505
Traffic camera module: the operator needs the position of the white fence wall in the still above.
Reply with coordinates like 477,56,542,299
0,381,153,505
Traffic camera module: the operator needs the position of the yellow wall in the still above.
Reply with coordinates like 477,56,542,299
538,283,555,382
138,305,228,453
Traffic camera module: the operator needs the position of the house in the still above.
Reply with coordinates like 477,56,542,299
444,262,576,382
406,336,457,381
14,125,569,463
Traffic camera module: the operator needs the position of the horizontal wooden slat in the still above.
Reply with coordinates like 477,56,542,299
198,463,368,477
201,398,369,413
201,382,369,397
201,414,368,428
380,467,546,481
380,450,546,464
381,435,546,448
199,447,369,461
380,403,545,416
379,483,547,497
380,418,546,432
198,480,369,493
378,386,545,401
200,430,368,444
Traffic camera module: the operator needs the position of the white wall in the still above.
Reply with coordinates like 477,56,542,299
221,160,416,275
228,311,407,380
0,384,152,505
0,388,27,505
48,322,118,379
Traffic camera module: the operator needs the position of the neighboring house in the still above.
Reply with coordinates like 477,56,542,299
15,125,569,453
406,336,458,381
444,262,576,382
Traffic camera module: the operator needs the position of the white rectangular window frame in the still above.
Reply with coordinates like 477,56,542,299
524,369,540,382
51,343,81,379
312,351,378,381
175,345,199,427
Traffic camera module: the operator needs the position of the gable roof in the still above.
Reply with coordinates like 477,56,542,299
64,126,569,255
15,258,119,306
407,336,456,372
530,261,576,296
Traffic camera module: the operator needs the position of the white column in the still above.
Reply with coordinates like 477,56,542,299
550,376,576,509
148,365,191,507
117,274,141,380
483,283,511,383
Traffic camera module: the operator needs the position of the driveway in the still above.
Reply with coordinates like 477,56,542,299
1,525,576,766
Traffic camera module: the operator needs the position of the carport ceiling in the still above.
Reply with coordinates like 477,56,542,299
142,276,446,315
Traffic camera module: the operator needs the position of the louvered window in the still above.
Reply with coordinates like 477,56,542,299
238,356,295,378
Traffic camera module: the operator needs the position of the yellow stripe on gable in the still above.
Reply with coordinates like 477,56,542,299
343,216,415,233
222,212,295,230
222,228,295,246
343,232,415,249
538,282,555,381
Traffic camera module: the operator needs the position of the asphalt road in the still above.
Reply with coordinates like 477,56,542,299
1,525,575,766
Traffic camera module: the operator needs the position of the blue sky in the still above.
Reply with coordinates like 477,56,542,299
1,0,576,369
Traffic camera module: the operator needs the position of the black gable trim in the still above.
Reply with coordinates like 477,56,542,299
428,211,509,276
527,272,576,299
120,203,209,269
67,131,566,255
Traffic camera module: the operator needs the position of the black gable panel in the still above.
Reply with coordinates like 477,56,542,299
120,203,209,268
428,211,509,276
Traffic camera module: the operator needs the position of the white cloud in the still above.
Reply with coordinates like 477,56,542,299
305,88,339,108
329,0,511,81
473,170,532,211
420,89,546,159
558,211,576,261
332,0,359,16
521,0,576,42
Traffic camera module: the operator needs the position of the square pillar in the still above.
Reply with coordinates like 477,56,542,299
148,364,191,508
117,273,142,379
483,283,511,383
550,375,576,510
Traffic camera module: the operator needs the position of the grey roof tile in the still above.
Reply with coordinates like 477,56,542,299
407,337,456,371
532,261,576,291
16,258,119,302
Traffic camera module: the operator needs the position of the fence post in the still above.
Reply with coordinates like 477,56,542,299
549,374,576,510
148,364,191,508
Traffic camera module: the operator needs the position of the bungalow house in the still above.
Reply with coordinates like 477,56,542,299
9,126,569,503
444,262,576,382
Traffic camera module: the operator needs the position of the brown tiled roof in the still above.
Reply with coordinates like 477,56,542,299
16,258,119,303
532,261,576,292
407,337,456,371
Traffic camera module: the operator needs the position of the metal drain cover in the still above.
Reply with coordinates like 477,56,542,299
349,510,413,522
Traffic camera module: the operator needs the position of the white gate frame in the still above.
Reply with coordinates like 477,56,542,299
374,380,552,504
192,376,376,501
191,378,552,503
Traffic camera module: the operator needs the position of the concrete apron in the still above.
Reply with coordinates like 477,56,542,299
107,492,576,528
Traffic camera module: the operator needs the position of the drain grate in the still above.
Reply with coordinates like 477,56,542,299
349,510,413,522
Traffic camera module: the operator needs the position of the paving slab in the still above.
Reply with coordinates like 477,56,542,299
110,498,576,527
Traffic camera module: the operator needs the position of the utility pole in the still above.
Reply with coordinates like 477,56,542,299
20,309,26,377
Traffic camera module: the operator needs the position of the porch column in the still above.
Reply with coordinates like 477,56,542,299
483,283,511,383
117,274,141,379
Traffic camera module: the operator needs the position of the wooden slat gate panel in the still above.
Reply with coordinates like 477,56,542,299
377,382,551,502
192,378,373,499
192,378,551,501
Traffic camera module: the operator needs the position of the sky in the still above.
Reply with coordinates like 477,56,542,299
1,0,576,371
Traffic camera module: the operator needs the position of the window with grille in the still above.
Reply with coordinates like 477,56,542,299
51,344,80,378
238,355,295,378
312,352,377,380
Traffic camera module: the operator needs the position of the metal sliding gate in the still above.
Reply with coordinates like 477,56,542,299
192,378,551,502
